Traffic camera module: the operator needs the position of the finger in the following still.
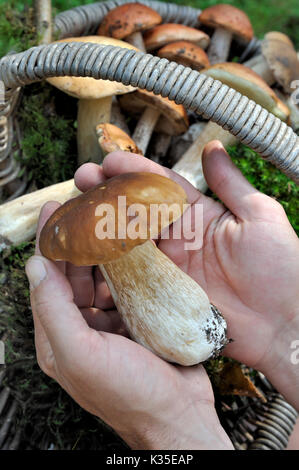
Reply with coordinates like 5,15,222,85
81,307,128,336
25,255,91,358
32,310,56,379
74,163,106,193
35,201,61,255
202,141,259,220
36,202,66,274
102,151,209,205
65,263,94,308
94,267,115,310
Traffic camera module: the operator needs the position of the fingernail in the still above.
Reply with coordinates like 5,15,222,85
25,256,47,290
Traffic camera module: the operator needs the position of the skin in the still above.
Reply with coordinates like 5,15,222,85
25,141,299,449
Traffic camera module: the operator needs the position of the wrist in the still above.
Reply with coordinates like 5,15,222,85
259,312,299,410
118,402,234,450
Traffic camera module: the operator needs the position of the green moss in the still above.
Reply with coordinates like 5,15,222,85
0,1,36,57
18,83,77,188
227,144,299,234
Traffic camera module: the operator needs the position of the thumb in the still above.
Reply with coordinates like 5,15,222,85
202,140,258,220
25,255,90,357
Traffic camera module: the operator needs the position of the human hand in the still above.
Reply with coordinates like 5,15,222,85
25,201,233,450
74,141,299,409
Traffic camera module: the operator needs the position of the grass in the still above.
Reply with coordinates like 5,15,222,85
0,0,298,450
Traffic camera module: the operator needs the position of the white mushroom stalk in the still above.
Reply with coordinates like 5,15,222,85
208,27,233,65
131,106,161,154
244,54,275,85
173,122,236,192
0,179,81,249
100,240,227,365
77,95,113,163
125,31,146,52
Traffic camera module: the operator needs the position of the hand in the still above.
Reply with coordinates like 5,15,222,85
74,141,299,409
25,196,233,450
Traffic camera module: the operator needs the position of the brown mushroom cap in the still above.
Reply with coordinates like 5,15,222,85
261,32,299,93
39,172,187,266
202,62,290,122
199,4,253,42
96,123,143,155
144,24,210,52
157,41,210,71
97,3,162,39
264,31,294,47
119,89,189,135
47,36,138,99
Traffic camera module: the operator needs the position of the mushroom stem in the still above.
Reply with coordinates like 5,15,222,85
244,55,275,85
35,0,52,45
132,106,161,154
208,27,233,64
111,97,130,135
100,240,227,366
0,179,80,249
172,121,237,192
77,96,112,165
152,132,172,163
126,31,146,52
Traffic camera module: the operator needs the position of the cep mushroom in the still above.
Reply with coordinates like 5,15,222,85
96,123,143,156
173,62,290,191
245,32,299,93
0,125,140,248
157,41,210,71
39,172,227,366
203,62,290,122
47,36,138,165
119,89,189,155
199,4,253,65
97,2,162,51
143,23,210,52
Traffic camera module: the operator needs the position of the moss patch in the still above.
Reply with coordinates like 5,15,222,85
18,83,78,189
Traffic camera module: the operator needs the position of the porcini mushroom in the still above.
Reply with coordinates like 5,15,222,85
119,89,189,154
144,23,210,52
199,4,253,64
39,172,227,366
47,36,138,165
0,179,81,249
244,32,299,93
0,125,140,248
157,41,210,71
203,62,290,122
97,3,162,51
96,123,143,156
173,62,289,191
